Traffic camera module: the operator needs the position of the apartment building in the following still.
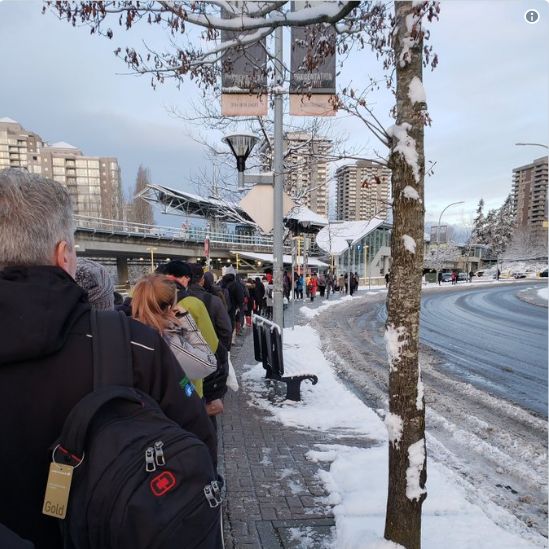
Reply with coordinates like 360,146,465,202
512,156,548,241
336,160,391,221
259,131,332,217
0,117,121,219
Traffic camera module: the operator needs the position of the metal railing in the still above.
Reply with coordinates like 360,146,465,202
74,215,283,251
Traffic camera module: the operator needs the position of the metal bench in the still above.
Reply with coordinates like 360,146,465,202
252,315,318,401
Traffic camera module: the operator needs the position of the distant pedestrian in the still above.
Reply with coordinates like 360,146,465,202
308,273,318,302
318,272,326,298
385,272,390,287
451,271,457,285
468,270,474,283
437,271,442,285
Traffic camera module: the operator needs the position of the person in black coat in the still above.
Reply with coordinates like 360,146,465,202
0,169,216,549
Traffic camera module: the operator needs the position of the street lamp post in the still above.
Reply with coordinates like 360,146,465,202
346,238,353,296
146,247,158,273
515,142,548,149
222,133,260,190
435,201,464,281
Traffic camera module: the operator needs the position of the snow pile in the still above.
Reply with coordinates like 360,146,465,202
406,439,426,501
537,287,548,300
387,123,419,182
241,325,386,438
307,445,545,549
408,76,426,104
402,234,416,254
384,413,403,447
401,185,420,201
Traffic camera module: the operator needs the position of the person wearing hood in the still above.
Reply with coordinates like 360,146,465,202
0,169,217,549
220,265,245,335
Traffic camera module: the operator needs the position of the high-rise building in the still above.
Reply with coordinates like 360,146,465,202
512,156,548,240
259,131,332,217
0,117,122,220
336,160,391,221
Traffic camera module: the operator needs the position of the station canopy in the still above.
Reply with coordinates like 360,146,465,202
137,184,255,224
316,217,387,256
138,183,329,234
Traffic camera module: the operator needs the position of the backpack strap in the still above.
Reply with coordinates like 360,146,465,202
90,309,133,388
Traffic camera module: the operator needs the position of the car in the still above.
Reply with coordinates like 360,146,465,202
440,272,452,282
512,272,526,279
457,272,468,281
540,268,548,278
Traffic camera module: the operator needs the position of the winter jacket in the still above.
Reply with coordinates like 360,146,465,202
0,266,217,549
220,273,245,318
188,283,232,352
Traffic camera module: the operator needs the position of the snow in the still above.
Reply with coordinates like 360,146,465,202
384,324,407,372
238,304,547,549
387,123,420,182
402,234,416,254
384,413,403,447
299,295,354,319
48,141,78,149
401,185,420,201
315,218,385,256
286,204,329,227
416,365,424,410
408,76,426,104
0,116,18,123
406,439,426,501
537,287,548,300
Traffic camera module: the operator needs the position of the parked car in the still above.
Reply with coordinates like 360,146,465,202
512,272,527,279
440,272,452,282
540,268,548,278
476,270,484,277
458,272,468,281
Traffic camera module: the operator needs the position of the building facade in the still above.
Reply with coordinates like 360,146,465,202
259,131,332,217
0,117,122,220
512,156,548,242
336,160,391,221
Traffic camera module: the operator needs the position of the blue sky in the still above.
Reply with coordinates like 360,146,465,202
0,0,547,227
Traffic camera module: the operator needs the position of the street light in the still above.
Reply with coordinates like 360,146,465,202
222,133,259,189
346,238,353,296
146,247,157,273
435,201,464,281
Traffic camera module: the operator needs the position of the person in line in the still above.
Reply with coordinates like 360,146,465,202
220,265,245,340
131,274,217,393
338,273,346,294
74,257,115,311
318,272,326,298
265,277,274,319
0,169,216,549
164,261,228,421
203,270,228,309
308,272,318,302
294,272,304,300
254,277,265,315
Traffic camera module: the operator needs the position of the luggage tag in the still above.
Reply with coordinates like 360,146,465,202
42,462,73,519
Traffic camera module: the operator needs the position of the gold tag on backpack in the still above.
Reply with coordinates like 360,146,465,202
42,462,73,519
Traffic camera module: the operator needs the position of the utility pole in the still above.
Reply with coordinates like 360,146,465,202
272,25,285,330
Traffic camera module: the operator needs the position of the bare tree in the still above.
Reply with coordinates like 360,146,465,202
129,165,155,225
44,3,440,547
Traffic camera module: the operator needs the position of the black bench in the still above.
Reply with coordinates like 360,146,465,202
252,315,318,401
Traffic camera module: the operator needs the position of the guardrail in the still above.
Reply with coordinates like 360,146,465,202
74,215,284,251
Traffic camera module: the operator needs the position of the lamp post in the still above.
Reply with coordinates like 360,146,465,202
146,247,158,273
364,244,370,290
222,133,259,190
346,238,353,297
435,201,464,281
515,142,548,149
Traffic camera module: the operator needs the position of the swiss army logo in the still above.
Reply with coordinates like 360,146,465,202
150,471,177,497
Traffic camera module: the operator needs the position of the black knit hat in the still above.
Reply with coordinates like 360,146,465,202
190,263,204,282
163,260,192,278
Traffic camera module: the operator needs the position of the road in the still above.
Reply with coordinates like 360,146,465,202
313,282,548,538
419,284,548,417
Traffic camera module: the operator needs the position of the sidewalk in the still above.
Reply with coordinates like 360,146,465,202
218,293,370,548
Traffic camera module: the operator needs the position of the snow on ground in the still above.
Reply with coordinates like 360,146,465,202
299,294,357,319
241,323,547,549
537,287,548,300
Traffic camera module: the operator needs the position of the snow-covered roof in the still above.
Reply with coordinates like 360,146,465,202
0,117,18,124
48,141,79,150
231,250,328,268
316,217,387,256
285,205,328,227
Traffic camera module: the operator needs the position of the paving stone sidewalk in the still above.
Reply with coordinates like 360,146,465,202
218,294,371,549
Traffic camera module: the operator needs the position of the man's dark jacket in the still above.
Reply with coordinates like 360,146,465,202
0,266,217,549
188,283,232,352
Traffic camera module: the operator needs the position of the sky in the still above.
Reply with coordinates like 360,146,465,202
0,0,548,227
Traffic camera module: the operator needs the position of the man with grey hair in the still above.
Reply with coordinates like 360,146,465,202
0,169,217,548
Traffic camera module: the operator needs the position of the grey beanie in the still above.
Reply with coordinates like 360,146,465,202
75,258,115,311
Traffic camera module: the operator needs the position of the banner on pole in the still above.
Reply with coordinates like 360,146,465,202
289,1,337,116
221,6,268,116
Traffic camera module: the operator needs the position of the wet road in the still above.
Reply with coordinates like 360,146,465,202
419,283,548,417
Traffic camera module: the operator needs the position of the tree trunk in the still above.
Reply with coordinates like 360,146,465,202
384,3,427,548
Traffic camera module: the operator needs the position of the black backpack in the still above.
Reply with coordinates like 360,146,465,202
51,311,223,549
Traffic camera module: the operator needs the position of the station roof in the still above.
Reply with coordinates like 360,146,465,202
316,217,389,256
231,250,329,267
138,183,255,225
